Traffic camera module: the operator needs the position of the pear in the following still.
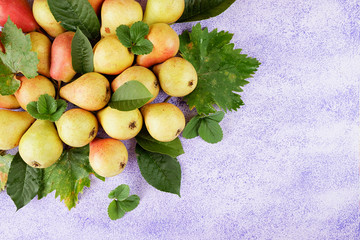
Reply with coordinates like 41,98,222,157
56,109,98,147
111,66,159,104
60,72,111,111
88,0,105,15
100,0,143,37
19,120,63,168
97,107,142,140
0,94,20,109
141,103,185,142
93,35,134,75
143,0,185,25
0,110,35,150
28,32,51,78
89,138,128,177
153,57,198,97
136,23,179,68
33,0,66,37
15,75,56,110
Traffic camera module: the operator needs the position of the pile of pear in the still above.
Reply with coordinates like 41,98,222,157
0,0,198,178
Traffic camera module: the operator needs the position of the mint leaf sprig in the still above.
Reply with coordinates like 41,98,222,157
116,21,153,55
108,184,140,220
26,94,67,122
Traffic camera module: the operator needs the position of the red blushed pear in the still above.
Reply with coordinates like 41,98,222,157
88,0,105,15
136,23,179,68
0,0,39,32
50,32,76,83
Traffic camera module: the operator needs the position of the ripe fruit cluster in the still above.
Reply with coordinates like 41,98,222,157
0,0,198,179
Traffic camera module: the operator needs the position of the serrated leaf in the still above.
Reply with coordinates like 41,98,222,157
182,116,201,139
37,94,57,114
71,28,94,74
47,0,100,39
108,200,126,220
38,145,95,210
198,118,223,143
179,23,260,114
0,154,14,191
108,184,130,201
109,80,153,111
116,25,132,48
207,111,225,122
178,0,236,23
136,145,181,197
135,128,184,158
0,62,19,95
6,153,42,210
119,195,140,212
132,39,153,55
27,95,67,122
130,21,149,43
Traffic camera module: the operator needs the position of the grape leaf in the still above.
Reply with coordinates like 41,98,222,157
179,23,260,114
0,154,14,191
0,61,19,96
26,94,67,122
71,28,94,74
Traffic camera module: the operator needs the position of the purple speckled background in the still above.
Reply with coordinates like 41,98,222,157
1,0,359,239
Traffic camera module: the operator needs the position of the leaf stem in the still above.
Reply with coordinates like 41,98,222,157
163,96,172,103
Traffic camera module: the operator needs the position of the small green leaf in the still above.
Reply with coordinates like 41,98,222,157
119,195,140,212
136,145,181,197
71,28,94,74
135,128,184,158
116,25,132,48
108,200,126,220
109,80,153,111
198,118,223,143
26,94,67,122
6,153,42,210
130,21,149,43
132,39,153,55
182,116,201,139
49,99,67,122
108,184,130,201
37,94,57,114
0,154,14,191
207,111,225,122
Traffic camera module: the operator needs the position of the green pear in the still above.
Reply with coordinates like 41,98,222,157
56,109,98,147
60,72,111,111
141,103,185,142
19,120,63,168
97,106,142,140
143,0,185,25
0,110,35,150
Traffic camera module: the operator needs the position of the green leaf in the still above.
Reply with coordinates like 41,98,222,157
37,94,57,114
179,23,260,114
71,28,94,74
132,39,153,55
47,0,100,39
109,80,153,111
136,145,181,197
0,154,14,191
116,25,132,48
108,184,130,201
177,0,236,23
119,195,140,212
135,128,184,158
6,153,42,210
26,94,67,122
207,111,225,122
198,118,223,143
130,21,150,44
108,200,126,220
38,145,95,210
0,61,20,95
49,99,67,122
182,116,201,139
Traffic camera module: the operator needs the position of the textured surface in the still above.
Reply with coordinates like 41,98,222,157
1,0,359,239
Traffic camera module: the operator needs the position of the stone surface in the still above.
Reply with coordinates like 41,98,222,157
0,0,359,239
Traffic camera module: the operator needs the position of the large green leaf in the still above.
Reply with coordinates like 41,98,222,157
177,0,236,23
71,28,94,74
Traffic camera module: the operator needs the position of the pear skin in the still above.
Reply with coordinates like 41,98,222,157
111,66,159,104
0,110,35,150
100,0,143,37
50,32,76,82
136,23,179,68
60,72,111,111
141,103,185,142
28,32,51,78
15,75,55,110
143,0,185,25
153,57,198,97
0,33,4,53
88,0,105,15
97,106,142,140
0,95,20,109
33,0,66,37
19,120,63,168
56,108,98,147
89,138,128,177
93,35,134,75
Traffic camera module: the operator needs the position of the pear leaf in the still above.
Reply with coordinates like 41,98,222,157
71,28,94,74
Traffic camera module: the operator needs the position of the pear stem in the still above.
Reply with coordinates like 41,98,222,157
0,150,5,156
163,96,172,103
57,80,61,100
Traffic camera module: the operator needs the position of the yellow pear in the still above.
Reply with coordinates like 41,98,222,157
143,0,185,25
0,110,35,150
19,120,63,168
56,109,98,147
14,75,55,110
100,0,143,37
93,35,134,75
153,57,198,97
97,106,142,140
28,32,51,78
141,103,185,142
0,94,20,109
111,66,159,104
89,138,128,177
60,72,111,111
33,0,66,38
